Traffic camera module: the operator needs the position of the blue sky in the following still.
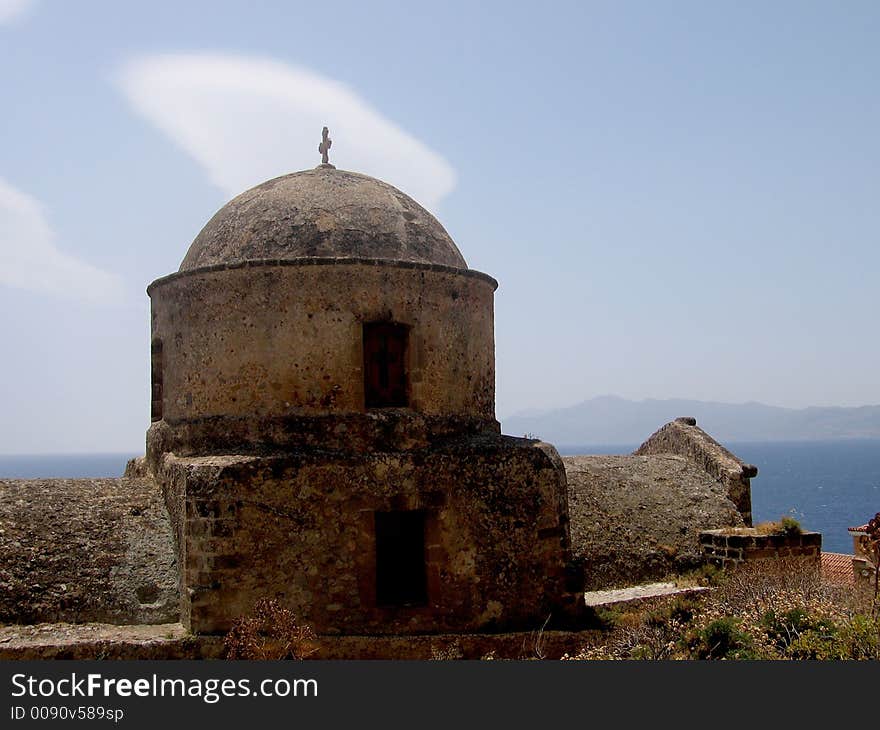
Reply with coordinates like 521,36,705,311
1,0,878,453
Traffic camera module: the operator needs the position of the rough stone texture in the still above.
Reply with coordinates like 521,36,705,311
154,436,580,635
0,623,599,660
0,623,199,660
565,454,744,590
700,529,821,570
180,167,467,271
148,261,498,457
147,413,499,464
634,417,756,525
0,478,178,625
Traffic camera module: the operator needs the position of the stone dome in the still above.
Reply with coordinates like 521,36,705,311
180,166,466,272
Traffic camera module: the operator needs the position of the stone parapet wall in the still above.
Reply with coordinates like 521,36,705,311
635,417,756,525
565,454,744,590
700,529,821,569
0,477,179,626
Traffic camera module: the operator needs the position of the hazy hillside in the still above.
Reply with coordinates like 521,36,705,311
501,396,880,446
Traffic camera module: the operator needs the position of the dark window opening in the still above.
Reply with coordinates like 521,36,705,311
150,338,163,421
375,510,427,607
363,322,408,408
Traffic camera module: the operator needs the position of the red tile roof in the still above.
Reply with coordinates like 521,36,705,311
848,524,868,533
821,552,855,587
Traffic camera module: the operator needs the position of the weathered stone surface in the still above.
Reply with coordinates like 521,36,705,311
565,454,744,590
582,582,710,607
0,478,179,625
635,417,756,524
155,436,579,635
147,413,500,465
180,167,467,271
699,528,821,569
0,622,598,660
0,623,201,660
148,261,498,457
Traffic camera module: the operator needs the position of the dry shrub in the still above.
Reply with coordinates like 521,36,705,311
568,557,880,660
695,558,878,659
711,557,830,617
224,598,317,660
754,517,803,537
570,596,702,660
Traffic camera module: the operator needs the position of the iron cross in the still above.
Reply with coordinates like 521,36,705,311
318,127,332,164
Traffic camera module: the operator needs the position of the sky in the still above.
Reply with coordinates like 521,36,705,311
0,0,878,453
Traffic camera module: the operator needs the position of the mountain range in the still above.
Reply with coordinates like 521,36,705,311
501,396,880,446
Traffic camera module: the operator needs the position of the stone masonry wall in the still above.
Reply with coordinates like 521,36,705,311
635,417,756,525
565,454,744,590
148,260,497,429
0,477,179,625
700,529,821,570
154,436,580,635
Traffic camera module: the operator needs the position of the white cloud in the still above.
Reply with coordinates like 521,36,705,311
0,177,124,303
0,0,36,25
116,53,457,211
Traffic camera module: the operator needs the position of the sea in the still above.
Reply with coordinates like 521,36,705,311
1,441,878,554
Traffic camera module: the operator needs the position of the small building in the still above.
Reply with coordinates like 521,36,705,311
144,160,581,635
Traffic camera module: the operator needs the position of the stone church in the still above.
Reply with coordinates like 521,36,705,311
0,136,758,655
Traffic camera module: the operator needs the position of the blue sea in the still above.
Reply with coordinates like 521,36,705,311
1,441,878,554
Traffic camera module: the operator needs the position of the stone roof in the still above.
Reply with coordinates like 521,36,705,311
179,167,467,272
565,453,744,590
0,477,178,626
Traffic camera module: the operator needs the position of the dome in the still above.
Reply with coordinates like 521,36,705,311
179,166,467,271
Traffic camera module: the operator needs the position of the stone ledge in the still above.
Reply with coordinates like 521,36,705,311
583,582,711,607
0,623,607,660
0,623,207,660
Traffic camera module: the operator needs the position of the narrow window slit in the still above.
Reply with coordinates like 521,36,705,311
375,510,427,607
363,322,409,408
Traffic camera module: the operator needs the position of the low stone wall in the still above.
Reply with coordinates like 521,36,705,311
0,623,600,661
0,477,179,626
699,529,821,569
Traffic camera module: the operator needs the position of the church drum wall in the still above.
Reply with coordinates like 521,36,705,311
147,261,497,433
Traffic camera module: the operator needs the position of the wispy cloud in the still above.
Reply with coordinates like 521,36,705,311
0,177,124,303
116,53,456,211
0,0,36,25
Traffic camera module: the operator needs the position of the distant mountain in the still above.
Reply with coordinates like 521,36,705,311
501,395,880,446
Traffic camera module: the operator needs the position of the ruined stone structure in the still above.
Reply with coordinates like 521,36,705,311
565,417,757,589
